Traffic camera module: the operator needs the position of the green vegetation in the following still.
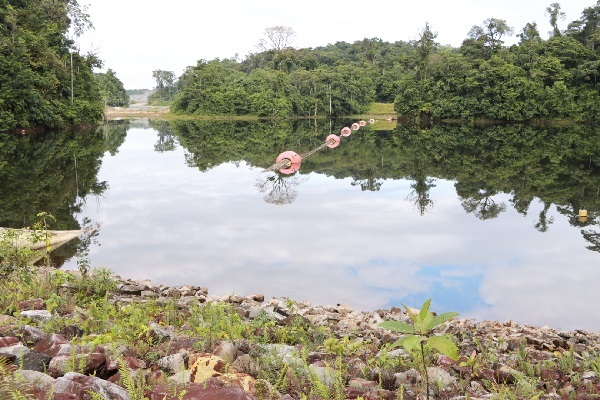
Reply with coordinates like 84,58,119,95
379,299,459,399
0,0,109,131
1,257,600,398
94,69,129,107
147,2,600,122
0,217,599,398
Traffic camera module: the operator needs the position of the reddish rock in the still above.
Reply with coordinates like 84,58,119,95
18,298,44,310
0,336,19,348
53,372,128,400
34,333,70,357
147,383,256,400
363,389,396,400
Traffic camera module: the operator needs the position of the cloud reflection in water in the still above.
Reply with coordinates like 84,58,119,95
64,128,600,331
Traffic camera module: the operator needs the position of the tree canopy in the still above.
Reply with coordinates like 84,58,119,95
0,0,113,131
161,3,600,122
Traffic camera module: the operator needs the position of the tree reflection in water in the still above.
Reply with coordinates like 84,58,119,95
255,173,307,205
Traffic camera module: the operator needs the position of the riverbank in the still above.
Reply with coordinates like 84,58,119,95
1,267,599,399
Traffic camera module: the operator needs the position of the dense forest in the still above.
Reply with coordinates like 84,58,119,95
0,0,128,132
1,1,599,131
150,2,600,122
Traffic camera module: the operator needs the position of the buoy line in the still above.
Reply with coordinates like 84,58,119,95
263,118,375,174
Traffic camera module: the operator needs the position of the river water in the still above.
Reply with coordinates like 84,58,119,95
2,119,600,330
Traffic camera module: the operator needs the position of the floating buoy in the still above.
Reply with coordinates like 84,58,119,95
326,134,341,148
340,127,352,137
359,120,366,127
351,123,360,131
276,151,302,174
579,209,588,218
369,118,375,124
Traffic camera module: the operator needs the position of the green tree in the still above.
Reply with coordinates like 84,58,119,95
95,69,129,107
149,69,177,103
415,22,438,81
467,18,514,53
0,0,103,131
546,2,566,37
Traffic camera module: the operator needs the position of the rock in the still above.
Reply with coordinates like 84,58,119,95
21,350,52,372
157,352,186,374
147,383,256,400
427,366,457,392
309,364,340,386
63,324,85,339
149,322,175,342
213,341,237,364
167,369,191,384
15,370,55,391
0,314,18,325
231,354,261,376
117,284,147,295
394,368,421,389
218,373,256,393
348,377,379,390
0,343,30,359
20,310,52,322
249,294,264,302
22,325,48,345
0,352,17,363
53,371,129,400
189,353,226,382
18,298,44,310
363,389,397,400
34,333,71,357
0,336,19,348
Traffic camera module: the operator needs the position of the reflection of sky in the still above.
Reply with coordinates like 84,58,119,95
64,128,600,331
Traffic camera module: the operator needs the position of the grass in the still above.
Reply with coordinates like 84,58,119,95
2,232,600,398
366,102,395,115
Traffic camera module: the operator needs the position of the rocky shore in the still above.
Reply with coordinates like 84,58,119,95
1,272,600,399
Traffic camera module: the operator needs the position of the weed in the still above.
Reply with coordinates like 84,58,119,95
378,299,459,400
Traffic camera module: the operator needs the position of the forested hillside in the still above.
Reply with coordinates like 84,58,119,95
159,2,599,122
0,0,107,131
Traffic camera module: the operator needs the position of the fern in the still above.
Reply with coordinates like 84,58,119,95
0,357,30,400
117,358,148,400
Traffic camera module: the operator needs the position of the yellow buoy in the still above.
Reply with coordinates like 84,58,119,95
578,209,588,218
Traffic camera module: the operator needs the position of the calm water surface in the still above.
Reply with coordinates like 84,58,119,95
3,120,600,330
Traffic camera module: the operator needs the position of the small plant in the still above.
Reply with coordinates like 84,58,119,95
378,299,459,400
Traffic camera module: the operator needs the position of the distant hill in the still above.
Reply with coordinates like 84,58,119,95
126,89,154,104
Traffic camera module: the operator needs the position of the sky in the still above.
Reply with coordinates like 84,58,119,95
75,0,596,90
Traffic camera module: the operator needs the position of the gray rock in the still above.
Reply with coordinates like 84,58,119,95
394,368,421,389
20,310,52,322
21,350,52,372
167,369,191,384
231,354,261,376
22,325,48,345
118,284,147,295
15,370,55,391
309,364,340,387
157,352,186,374
427,366,457,392
149,322,175,342
0,343,30,359
213,341,237,364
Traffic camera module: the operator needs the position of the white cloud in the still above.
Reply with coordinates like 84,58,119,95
76,0,594,89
